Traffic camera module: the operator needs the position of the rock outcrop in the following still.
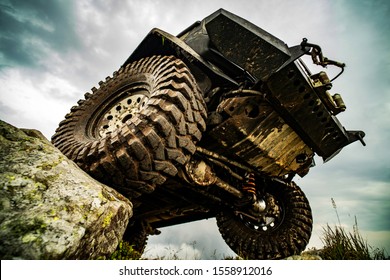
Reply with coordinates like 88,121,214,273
0,120,133,259
285,250,322,260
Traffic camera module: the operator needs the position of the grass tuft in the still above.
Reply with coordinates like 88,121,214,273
319,199,388,260
108,240,142,260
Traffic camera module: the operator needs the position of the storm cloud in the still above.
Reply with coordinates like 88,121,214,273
0,0,80,68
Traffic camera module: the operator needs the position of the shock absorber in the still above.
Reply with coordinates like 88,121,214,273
238,172,267,216
242,172,257,198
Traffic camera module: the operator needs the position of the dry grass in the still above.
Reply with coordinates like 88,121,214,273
319,198,388,260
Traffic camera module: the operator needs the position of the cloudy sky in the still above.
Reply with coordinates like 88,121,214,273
0,0,389,259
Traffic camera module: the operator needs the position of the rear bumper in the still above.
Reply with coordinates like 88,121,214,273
266,59,365,161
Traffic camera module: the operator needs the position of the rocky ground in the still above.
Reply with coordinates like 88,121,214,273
0,120,133,259
285,249,323,260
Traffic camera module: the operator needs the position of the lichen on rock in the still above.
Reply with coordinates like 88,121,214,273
0,120,133,259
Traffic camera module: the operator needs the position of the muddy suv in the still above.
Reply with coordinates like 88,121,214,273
52,9,365,259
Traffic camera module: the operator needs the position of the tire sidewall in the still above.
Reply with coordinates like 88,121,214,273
217,182,312,259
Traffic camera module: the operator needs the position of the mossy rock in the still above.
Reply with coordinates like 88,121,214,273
0,120,133,259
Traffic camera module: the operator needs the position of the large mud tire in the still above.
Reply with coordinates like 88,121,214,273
216,181,312,259
52,56,206,197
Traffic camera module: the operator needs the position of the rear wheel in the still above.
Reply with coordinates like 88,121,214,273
52,55,207,197
122,220,149,255
216,181,312,259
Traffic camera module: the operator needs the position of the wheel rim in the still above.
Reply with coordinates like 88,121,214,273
237,194,285,232
89,80,150,138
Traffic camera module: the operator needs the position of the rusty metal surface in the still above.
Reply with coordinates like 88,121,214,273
207,96,313,177
185,158,217,186
266,60,359,160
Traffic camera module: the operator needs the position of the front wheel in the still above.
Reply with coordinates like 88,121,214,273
216,181,312,259
52,55,207,197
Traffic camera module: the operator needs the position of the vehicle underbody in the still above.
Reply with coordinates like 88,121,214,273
52,9,365,259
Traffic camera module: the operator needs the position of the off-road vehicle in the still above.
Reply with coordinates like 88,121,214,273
52,9,365,259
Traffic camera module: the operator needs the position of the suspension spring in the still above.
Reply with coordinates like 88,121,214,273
242,172,256,196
